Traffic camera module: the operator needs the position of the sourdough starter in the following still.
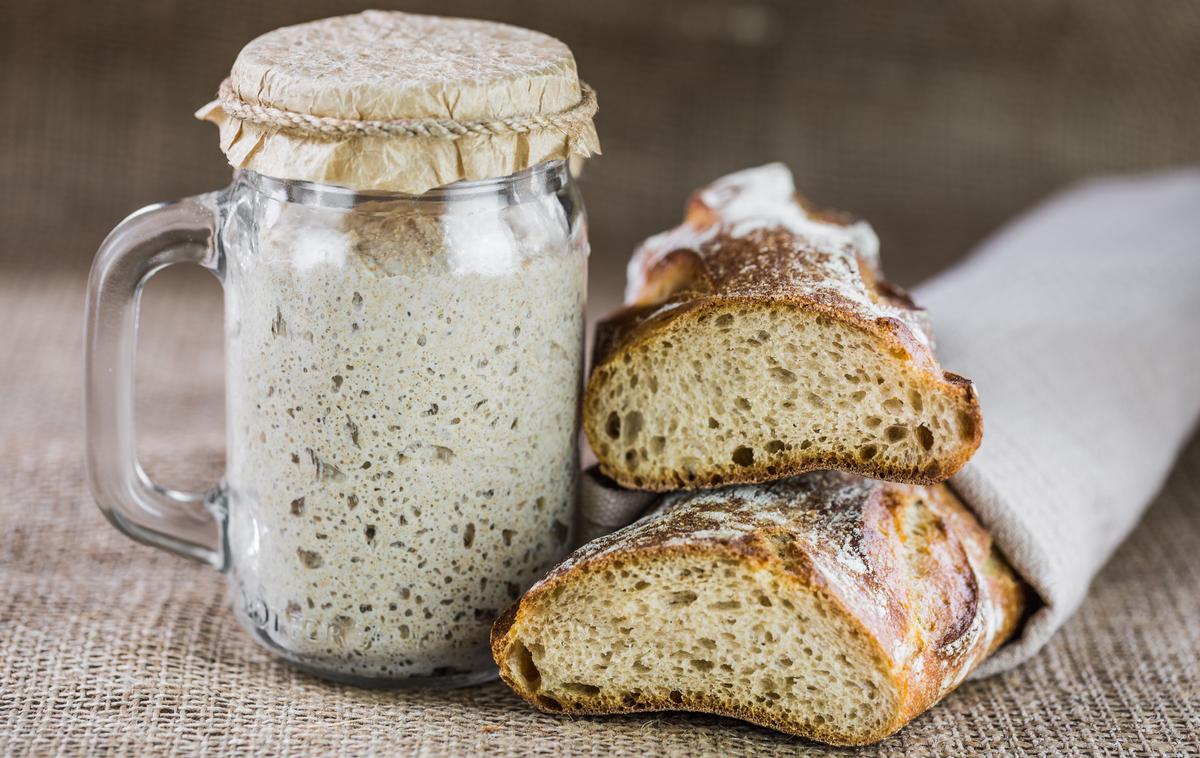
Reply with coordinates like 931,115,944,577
222,191,584,679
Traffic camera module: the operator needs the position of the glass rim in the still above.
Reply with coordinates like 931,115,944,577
238,160,568,208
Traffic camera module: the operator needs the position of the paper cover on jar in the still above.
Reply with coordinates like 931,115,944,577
196,10,600,194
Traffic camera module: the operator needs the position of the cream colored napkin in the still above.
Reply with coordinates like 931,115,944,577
578,168,1200,676
917,168,1200,676
577,470,657,545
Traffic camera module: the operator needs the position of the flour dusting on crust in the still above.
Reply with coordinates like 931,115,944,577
622,164,929,350
533,472,882,596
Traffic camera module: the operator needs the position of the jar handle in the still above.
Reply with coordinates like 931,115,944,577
85,193,226,568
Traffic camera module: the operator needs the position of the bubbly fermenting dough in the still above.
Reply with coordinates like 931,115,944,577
222,182,585,679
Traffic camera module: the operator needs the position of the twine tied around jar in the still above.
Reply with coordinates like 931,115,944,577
215,78,598,140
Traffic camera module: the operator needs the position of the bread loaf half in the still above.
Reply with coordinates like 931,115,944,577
491,472,1025,746
584,164,982,491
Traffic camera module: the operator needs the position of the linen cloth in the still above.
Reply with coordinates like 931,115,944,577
580,169,1200,678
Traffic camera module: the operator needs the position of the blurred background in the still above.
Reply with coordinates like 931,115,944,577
4,0,1199,317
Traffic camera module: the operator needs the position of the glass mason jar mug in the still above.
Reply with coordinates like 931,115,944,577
86,161,586,686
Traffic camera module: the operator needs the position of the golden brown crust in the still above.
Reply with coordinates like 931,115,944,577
491,473,1025,746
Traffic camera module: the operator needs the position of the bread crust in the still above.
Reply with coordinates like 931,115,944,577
491,473,1026,746
585,166,983,491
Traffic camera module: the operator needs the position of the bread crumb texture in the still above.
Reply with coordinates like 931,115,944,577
492,473,1024,746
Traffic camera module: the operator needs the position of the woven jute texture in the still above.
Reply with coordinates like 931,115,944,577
2,273,1198,755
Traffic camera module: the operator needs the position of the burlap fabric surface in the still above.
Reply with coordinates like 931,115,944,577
1,270,1198,755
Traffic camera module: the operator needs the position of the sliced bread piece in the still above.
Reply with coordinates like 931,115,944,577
491,472,1026,746
584,164,982,491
